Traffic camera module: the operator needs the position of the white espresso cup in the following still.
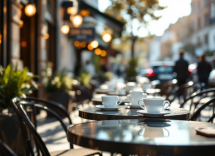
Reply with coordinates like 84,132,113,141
138,98,170,113
128,91,147,105
102,96,122,107
142,83,149,92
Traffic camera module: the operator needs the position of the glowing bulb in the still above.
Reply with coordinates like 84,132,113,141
90,40,99,48
74,41,80,47
25,4,36,17
71,15,83,27
101,50,107,57
102,33,112,42
80,42,86,48
19,20,24,28
95,48,101,55
80,9,90,16
67,7,78,15
44,34,49,39
61,25,70,34
88,44,94,50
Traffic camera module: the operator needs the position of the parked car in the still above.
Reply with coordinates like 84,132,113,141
188,63,198,82
138,68,149,77
146,61,174,82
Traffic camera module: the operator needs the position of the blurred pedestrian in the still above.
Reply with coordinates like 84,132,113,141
211,52,215,69
85,60,95,76
173,49,189,102
197,54,212,90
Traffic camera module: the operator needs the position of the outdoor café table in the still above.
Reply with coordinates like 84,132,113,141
79,106,189,120
67,119,215,156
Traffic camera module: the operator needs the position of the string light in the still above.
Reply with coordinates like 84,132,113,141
44,34,49,39
95,48,102,55
25,4,36,17
71,15,83,27
102,33,112,42
101,50,107,57
67,7,78,15
90,40,99,48
61,25,70,34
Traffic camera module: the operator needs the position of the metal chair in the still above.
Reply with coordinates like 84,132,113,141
190,97,215,122
11,97,102,156
0,140,17,156
165,81,199,104
159,79,177,96
20,97,72,124
180,88,215,119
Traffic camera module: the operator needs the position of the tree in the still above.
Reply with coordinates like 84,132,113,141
106,0,166,57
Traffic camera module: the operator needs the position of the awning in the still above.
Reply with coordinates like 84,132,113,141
61,1,124,36
79,1,124,36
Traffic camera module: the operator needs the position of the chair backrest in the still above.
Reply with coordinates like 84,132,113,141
11,98,50,156
0,140,17,156
180,88,215,118
190,97,215,122
159,79,177,96
20,97,72,125
165,81,199,103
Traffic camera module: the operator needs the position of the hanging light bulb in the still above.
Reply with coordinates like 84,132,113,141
102,33,112,42
101,50,107,57
90,40,99,48
71,15,83,27
61,25,70,34
95,48,102,55
25,1,36,17
67,7,78,15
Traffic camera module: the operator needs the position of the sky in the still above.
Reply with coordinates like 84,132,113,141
98,0,192,37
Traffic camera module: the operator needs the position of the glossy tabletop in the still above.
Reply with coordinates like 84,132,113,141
79,106,189,120
67,119,215,156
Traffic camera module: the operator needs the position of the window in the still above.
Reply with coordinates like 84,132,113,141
205,14,209,25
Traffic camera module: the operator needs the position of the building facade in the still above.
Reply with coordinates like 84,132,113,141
149,0,215,64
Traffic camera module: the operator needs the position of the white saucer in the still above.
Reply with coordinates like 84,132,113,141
96,105,123,111
137,110,170,117
124,103,141,109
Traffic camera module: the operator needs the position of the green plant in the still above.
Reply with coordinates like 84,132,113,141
0,64,37,108
78,71,91,87
125,58,138,79
44,69,73,92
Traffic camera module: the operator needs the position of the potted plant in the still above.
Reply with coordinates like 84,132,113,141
0,64,37,155
43,68,73,115
125,58,138,82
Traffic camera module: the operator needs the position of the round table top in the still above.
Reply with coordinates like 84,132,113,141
67,119,215,156
79,106,189,120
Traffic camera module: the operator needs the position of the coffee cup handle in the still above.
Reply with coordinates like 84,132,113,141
138,99,145,109
163,100,170,110
117,98,122,106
